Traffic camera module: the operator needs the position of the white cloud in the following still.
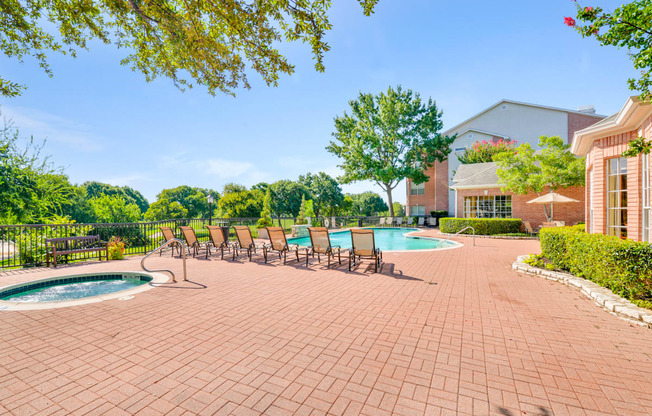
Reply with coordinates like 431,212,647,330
0,106,103,152
203,158,268,185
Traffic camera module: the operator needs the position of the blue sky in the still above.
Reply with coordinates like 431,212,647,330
0,0,636,204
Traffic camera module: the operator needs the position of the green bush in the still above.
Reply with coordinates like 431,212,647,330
439,218,522,235
540,226,652,309
430,210,448,218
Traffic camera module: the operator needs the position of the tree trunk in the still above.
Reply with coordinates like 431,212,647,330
386,187,394,217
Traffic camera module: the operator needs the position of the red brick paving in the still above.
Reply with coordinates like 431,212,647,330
1,230,651,416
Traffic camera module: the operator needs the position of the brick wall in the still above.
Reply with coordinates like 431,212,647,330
406,159,449,215
568,113,603,144
585,130,646,240
455,186,585,229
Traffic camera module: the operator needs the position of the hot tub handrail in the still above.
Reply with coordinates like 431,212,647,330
140,238,187,283
436,226,475,247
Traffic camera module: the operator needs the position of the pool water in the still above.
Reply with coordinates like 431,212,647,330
288,228,459,251
0,275,150,303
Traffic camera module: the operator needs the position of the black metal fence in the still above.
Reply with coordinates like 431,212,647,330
0,216,390,269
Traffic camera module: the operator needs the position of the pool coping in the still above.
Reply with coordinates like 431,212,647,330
287,227,463,253
0,271,168,311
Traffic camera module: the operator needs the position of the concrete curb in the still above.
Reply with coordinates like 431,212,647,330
441,233,538,240
513,255,652,329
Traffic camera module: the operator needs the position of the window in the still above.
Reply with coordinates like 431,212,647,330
410,205,425,216
607,157,627,239
463,195,512,218
410,181,425,195
643,154,650,242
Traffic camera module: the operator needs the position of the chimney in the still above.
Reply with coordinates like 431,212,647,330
577,105,596,114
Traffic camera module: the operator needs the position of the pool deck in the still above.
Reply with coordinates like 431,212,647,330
0,229,651,415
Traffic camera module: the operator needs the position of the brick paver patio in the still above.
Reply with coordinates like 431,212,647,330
1,231,651,416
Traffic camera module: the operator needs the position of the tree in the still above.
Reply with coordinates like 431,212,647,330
0,117,73,224
269,180,310,221
327,86,455,216
298,172,344,217
222,183,247,194
349,192,388,216
566,1,652,101
146,185,217,220
88,195,142,223
392,202,405,217
256,188,273,228
494,136,585,221
457,139,517,164
1,0,379,98
218,189,264,218
82,181,149,213
296,195,309,225
144,200,188,221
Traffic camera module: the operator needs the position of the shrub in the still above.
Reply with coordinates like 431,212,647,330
540,227,652,308
430,210,448,218
457,139,517,164
439,218,522,235
107,236,126,260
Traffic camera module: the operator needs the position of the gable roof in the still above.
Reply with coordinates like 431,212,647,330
455,128,511,140
571,96,652,156
450,162,502,189
443,99,606,136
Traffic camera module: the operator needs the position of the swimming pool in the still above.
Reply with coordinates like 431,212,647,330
288,228,460,251
0,271,167,310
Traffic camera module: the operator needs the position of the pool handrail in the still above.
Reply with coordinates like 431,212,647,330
436,226,475,247
141,238,187,283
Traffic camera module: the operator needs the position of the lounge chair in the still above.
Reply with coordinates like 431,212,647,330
159,226,181,256
554,221,566,227
427,217,437,227
179,226,210,257
396,217,404,226
541,222,556,228
233,226,268,262
417,217,425,227
387,217,394,227
523,221,538,236
265,227,309,265
307,227,348,268
349,228,382,273
205,225,233,260
406,217,414,226
379,217,386,227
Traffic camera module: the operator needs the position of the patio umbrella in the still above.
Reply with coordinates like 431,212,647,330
526,192,579,221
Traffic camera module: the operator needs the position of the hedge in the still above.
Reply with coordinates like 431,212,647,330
540,226,652,309
439,218,522,235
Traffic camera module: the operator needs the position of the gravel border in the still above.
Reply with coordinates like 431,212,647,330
513,255,652,329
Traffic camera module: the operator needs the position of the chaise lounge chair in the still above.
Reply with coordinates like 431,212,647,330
406,217,414,226
523,221,539,236
265,227,309,265
180,226,210,257
159,226,181,256
396,217,404,226
417,217,425,227
307,227,348,268
233,226,268,262
205,225,233,260
379,217,386,227
349,228,382,273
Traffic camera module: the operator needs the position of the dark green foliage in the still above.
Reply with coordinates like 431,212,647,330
269,180,310,217
348,192,388,216
539,226,652,309
218,188,264,218
82,181,149,213
145,185,217,220
430,210,448,218
298,172,344,217
439,218,522,235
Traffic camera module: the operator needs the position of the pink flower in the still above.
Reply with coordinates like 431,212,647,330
585,6,593,12
564,16,576,26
